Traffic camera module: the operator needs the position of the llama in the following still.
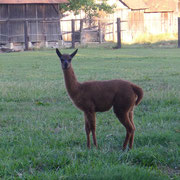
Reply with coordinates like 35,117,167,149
56,48,143,150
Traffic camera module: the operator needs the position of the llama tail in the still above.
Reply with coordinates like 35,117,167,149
131,84,144,105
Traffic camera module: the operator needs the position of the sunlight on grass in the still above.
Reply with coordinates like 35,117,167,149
134,33,177,44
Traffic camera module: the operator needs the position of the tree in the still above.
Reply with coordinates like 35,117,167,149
59,0,115,18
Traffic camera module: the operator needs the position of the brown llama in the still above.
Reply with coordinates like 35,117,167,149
56,48,143,150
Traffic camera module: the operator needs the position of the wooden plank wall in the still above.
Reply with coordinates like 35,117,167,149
0,4,61,44
0,5,8,43
144,12,175,35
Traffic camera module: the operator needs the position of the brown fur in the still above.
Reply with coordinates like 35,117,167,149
56,49,143,150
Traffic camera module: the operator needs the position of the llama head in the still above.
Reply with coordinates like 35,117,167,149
56,49,78,70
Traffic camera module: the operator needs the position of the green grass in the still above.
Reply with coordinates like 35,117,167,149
0,45,180,179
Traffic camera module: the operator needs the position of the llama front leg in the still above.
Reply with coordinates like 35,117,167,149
84,113,91,148
85,116,91,148
92,129,97,147
84,112,97,148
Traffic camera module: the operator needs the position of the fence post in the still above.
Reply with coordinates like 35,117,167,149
98,20,102,44
24,4,29,51
24,20,29,51
80,19,83,44
117,18,121,48
178,17,180,48
113,19,116,42
71,19,75,48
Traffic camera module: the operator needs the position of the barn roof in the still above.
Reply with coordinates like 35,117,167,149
120,0,148,10
143,0,177,12
0,0,68,4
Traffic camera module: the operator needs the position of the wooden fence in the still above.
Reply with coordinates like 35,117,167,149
61,17,180,49
1,15,179,50
60,18,123,48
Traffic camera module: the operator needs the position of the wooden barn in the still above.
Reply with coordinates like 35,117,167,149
95,0,179,42
100,0,148,42
0,0,68,50
60,0,148,43
61,0,178,43
144,0,178,34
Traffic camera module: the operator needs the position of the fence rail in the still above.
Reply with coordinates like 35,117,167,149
60,18,124,48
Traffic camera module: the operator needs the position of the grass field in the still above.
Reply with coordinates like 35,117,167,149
0,45,180,179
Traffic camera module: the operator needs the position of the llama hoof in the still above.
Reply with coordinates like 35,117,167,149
122,146,128,152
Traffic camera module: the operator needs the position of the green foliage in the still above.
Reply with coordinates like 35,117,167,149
59,0,115,18
0,45,180,179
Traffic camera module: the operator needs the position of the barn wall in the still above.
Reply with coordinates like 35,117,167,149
0,5,8,43
128,10,144,35
144,12,175,35
0,4,61,46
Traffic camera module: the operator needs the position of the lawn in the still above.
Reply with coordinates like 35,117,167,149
0,45,180,179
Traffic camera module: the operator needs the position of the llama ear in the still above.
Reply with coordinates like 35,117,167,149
70,49,78,59
56,48,62,58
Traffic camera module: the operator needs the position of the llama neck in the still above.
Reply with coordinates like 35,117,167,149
63,66,79,98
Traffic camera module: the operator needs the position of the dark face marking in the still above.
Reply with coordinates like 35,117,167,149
60,54,72,70
56,49,78,70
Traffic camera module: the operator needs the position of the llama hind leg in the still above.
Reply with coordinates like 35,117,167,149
113,108,134,150
121,113,134,150
129,110,136,149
